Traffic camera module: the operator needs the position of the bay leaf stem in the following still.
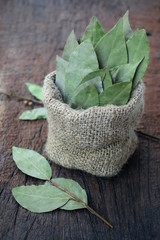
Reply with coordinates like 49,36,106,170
48,179,113,228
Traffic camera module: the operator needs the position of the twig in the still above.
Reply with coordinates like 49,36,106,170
0,90,43,105
135,130,160,142
48,179,113,228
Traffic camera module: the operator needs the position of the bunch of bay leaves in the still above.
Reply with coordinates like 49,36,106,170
56,11,149,109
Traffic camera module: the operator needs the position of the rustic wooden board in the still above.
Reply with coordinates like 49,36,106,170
0,0,160,239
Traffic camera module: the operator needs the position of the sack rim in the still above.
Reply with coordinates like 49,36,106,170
43,71,145,115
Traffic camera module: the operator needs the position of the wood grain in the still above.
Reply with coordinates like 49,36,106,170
0,0,160,239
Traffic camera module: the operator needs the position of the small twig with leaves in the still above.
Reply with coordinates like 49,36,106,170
0,90,43,106
1,83,47,120
12,147,113,228
48,179,113,228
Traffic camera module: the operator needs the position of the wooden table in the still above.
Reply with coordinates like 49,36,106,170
0,0,160,239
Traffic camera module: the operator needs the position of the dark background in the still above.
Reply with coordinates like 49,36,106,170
0,0,160,239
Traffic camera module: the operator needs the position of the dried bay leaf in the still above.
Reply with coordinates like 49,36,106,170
79,67,112,90
56,56,68,98
12,185,70,213
64,40,99,103
123,11,133,41
69,76,102,107
110,59,143,84
62,30,79,61
19,107,46,120
95,18,127,69
102,70,113,90
12,147,52,180
25,83,42,101
72,76,103,97
99,81,132,106
69,68,112,108
45,178,88,210
71,84,99,109
81,16,105,48
127,29,150,89
12,149,113,226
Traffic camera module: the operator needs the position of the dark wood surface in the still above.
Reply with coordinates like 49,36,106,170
0,0,160,239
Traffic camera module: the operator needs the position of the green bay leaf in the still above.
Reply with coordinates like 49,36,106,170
123,10,133,41
56,56,68,98
95,18,127,69
71,84,99,109
69,76,102,106
126,29,150,89
81,16,105,48
99,81,132,106
69,68,112,108
12,185,69,213
110,59,143,83
62,30,79,61
102,70,113,90
19,107,46,120
79,67,112,90
12,147,52,180
76,76,103,94
45,178,88,210
64,40,99,103
25,83,42,101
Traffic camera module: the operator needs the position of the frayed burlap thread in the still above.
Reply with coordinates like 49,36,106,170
42,71,145,177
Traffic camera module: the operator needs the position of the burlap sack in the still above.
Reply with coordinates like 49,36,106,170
43,71,145,177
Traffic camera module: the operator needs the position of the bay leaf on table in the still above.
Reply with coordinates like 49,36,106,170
126,29,150,89
110,58,143,83
95,18,127,69
12,185,70,213
99,81,132,106
25,83,42,101
71,84,99,109
56,56,68,97
12,147,52,180
45,178,88,210
64,40,99,103
19,107,46,120
81,16,105,48
123,10,133,41
62,30,79,61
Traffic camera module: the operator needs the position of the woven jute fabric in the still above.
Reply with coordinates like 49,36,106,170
42,71,145,177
